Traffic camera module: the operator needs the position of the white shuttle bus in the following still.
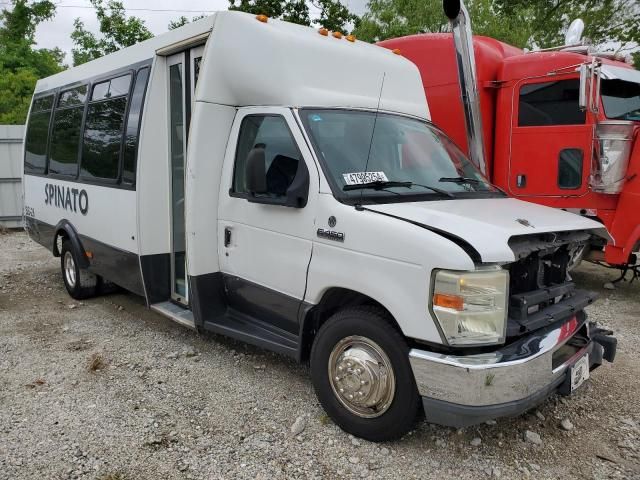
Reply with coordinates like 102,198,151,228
23,12,617,440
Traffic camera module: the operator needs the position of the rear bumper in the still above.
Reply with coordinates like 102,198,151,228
409,318,616,428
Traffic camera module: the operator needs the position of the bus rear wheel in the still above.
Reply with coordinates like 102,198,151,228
60,239,98,299
310,306,420,441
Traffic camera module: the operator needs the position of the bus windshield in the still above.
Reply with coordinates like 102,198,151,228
300,109,500,203
602,79,640,121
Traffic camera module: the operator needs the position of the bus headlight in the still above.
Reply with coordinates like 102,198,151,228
431,268,509,346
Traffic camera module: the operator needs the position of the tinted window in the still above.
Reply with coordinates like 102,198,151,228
109,74,131,97
194,56,202,86
122,67,150,184
58,85,88,108
81,97,127,180
91,74,131,102
91,81,110,101
601,79,640,121
558,148,583,189
518,80,586,126
32,95,53,112
233,116,302,197
49,106,84,176
24,94,54,174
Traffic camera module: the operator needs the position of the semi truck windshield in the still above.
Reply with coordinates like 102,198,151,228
602,79,640,121
300,109,498,202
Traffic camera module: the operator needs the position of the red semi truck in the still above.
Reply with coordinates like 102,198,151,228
380,32,640,277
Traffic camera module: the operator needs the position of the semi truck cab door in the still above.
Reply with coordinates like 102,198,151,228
508,78,593,197
217,107,319,335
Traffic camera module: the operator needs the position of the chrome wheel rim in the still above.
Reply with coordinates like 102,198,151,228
64,251,76,288
328,335,396,418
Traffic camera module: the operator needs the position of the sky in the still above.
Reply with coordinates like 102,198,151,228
32,0,369,65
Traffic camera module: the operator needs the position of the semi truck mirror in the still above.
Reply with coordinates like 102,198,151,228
246,146,267,194
579,64,588,111
442,0,461,20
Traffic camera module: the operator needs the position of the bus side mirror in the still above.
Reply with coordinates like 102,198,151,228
245,146,267,195
579,64,588,111
284,160,310,208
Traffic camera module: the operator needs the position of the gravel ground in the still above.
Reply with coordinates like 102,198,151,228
1,229,639,480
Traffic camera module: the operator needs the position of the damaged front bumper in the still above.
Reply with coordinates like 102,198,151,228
409,313,616,428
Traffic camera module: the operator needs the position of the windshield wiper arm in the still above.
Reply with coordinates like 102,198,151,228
343,180,411,191
439,176,506,195
343,180,454,197
439,176,483,185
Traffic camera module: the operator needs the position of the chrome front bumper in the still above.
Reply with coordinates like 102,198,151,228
409,317,616,427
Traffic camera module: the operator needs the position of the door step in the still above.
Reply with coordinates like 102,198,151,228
203,308,298,358
150,301,196,330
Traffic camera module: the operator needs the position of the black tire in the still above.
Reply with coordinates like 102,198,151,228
60,239,98,300
310,306,420,441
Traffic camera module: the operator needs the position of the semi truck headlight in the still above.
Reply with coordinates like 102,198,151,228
431,268,509,346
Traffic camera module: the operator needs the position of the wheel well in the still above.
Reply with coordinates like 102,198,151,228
53,229,69,257
298,287,403,363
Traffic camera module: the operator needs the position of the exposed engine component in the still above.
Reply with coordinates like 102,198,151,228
505,231,596,338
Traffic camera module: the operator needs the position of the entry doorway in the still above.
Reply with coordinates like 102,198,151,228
167,45,204,305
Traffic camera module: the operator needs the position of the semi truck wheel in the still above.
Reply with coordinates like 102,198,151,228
310,306,420,441
60,239,98,300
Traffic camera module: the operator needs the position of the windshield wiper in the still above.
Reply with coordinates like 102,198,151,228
343,180,454,197
439,176,483,185
439,176,506,195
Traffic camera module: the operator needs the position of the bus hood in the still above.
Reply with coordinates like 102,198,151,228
366,197,611,263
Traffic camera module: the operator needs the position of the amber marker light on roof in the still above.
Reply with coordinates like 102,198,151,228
392,48,401,55
318,28,328,36
346,34,356,42
332,31,343,39
256,14,268,23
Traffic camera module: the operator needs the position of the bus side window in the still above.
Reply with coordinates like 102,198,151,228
232,115,302,198
24,94,54,174
122,67,150,185
81,74,132,181
518,79,586,127
49,85,88,177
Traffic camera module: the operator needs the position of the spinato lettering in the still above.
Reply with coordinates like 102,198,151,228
44,183,88,215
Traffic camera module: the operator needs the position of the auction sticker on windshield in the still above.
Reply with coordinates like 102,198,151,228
343,171,389,185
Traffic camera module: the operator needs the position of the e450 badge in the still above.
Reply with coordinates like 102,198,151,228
317,228,344,242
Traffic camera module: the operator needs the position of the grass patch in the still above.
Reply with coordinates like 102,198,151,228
318,414,332,426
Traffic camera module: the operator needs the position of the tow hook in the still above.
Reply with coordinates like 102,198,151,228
590,323,617,365
559,324,616,396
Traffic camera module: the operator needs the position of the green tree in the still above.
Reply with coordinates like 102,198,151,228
168,15,207,31
634,51,640,69
228,0,358,33
355,0,640,53
354,0,528,46
0,0,65,124
496,0,639,51
71,0,153,66
313,0,359,32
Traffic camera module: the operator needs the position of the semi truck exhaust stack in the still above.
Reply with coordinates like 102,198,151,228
443,0,487,175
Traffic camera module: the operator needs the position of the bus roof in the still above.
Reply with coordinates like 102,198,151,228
34,11,429,120
34,15,215,93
